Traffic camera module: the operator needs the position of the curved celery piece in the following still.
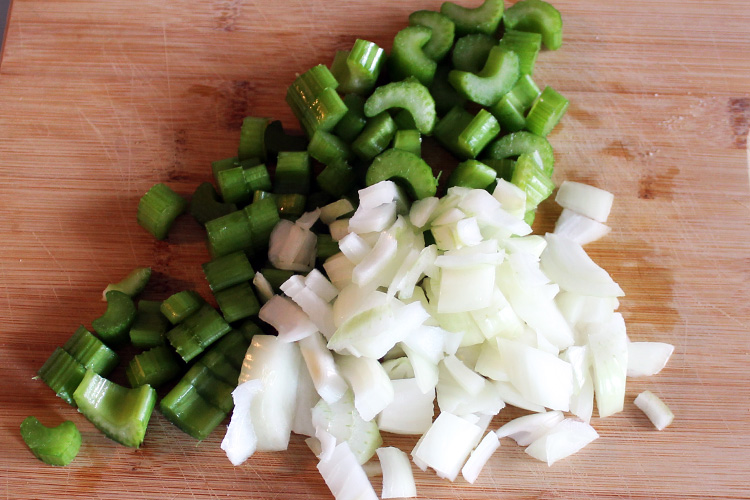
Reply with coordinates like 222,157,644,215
137,183,187,240
102,267,151,300
189,182,237,226
352,112,397,161
525,86,569,137
446,159,497,189
449,47,520,107
20,417,81,466
483,130,554,176
434,106,501,159
392,130,422,157
503,0,563,51
489,74,541,132
408,10,455,62
451,34,496,73
365,148,438,200
388,26,437,87
92,290,136,348
364,79,437,135
498,29,542,75
440,0,504,36
330,39,385,95
73,369,157,448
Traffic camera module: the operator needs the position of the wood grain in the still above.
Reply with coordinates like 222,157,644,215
1,1,750,499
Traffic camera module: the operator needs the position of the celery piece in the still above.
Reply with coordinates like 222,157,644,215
503,0,563,51
264,120,308,160
37,347,86,407
308,129,353,165
182,364,235,413
441,0,504,36
511,153,555,210
275,151,311,195
20,417,81,466
92,290,136,348
392,130,422,157
363,79,437,136
409,10,455,61
451,34,496,73
217,166,251,205
137,183,187,240
215,282,261,323
434,106,500,159
446,160,497,189
388,26,437,86
429,64,467,116
205,209,254,258
211,157,238,184
490,74,541,132
189,182,237,225
243,164,272,193
499,29,542,75
102,267,151,300
316,233,339,261
244,197,280,253
126,345,182,389
203,251,255,293
63,325,118,376
330,39,386,95
483,130,554,176
334,94,368,144
449,47,520,107
199,349,242,386
287,72,348,137
73,369,157,448
482,158,517,181
160,290,204,325
130,300,170,348
525,86,569,137
238,116,270,161
276,193,308,220
352,112,398,161
316,160,357,198
259,268,296,293
184,303,231,348
213,327,256,368
159,381,227,440
365,148,438,200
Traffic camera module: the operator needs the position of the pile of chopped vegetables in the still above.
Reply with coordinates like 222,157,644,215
25,0,675,498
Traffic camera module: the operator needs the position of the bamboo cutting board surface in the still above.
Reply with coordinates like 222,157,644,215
1,0,750,498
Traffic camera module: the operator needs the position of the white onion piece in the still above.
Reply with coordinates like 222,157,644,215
569,370,594,423
434,240,504,269
586,312,628,418
492,179,526,220
495,410,564,446
268,219,317,272
458,188,531,236
497,338,573,411
323,252,355,290
352,231,398,287
317,442,379,500
336,354,394,422
442,354,486,396
259,295,317,343
431,207,466,226
412,412,482,481
377,447,417,499
320,198,354,225
461,432,500,484
299,332,348,404
349,202,397,234
430,223,459,251
502,234,547,258
508,251,550,288
627,342,674,377
409,196,439,228
279,274,306,299
332,286,386,328
296,208,321,230
387,247,420,297
454,344,483,370
634,390,674,430
559,345,589,394
436,374,505,416
493,381,546,413
358,180,400,210
381,357,415,380
292,359,319,437
252,272,274,303
401,325,448,365
221,379,262,465
402,345,440,394
329,218,352,241
555,291,620,331
377,378,435,435
555,181,614,223
437,265,495,313
238,335,301,451
304,268,339,303
291,286,336,338
540,233,624,297
393,245,438,300
474,339,509,381
312,391,382,465
554,208,611,245
524,418,599,466
455,217,483,246
338,232,372,265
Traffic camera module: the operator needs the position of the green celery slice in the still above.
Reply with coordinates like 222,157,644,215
441,0,504,36
352,112,398,161
388,26,437,86
20,417,81,466
130,300,170,348
449,47,520,107
37,347,86,407
364,79,437,135
63,325,119,376
136,183,187,240
365,148,438,200
125,345,182,389
408,10,456,61
503,0,563,51
189,182,237,225
202,251,255,293
446,159,497,189
92,290,136,348
160,290,204,325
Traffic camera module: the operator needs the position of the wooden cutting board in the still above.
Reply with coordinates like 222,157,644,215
1,0,749,498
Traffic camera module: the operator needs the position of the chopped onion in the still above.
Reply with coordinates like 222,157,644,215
292,360,318,437
268,218,317,272
304,268,339,303
259,295,317,342
336,354,394,422
492,179,526,220
338,232,372,265
437,265,495,313
312,391,382,464
377,447,417,499
296,207,321,230
352,231,398,287
320,198,355,225
323,252,355,290
317,442,379,500
441,354,486,396
358,180,400,210
634,390,674,430
221,379,262,465
586,313,628,418
524,418,599,466
299,331,348,404
377,378,435,435
349,202,397,234
461,432,500,484
555,181,614,223
252,272,274,303
627,342,674,377
329,218,352,241
554,208,611,245
411,412,482,481
409,196,439,228
238,335,301,451
495,410,564,446
381,357,415,380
